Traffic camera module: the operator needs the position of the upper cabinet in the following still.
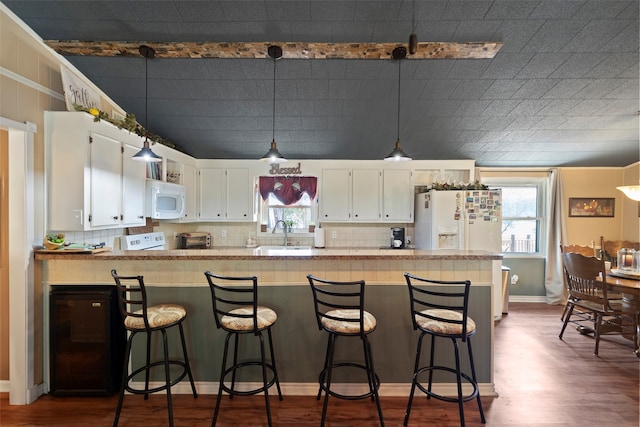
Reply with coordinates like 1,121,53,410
45,111,147,231
320,168,412,223
198,168,252,221
382,169,413,222
320,169,351,221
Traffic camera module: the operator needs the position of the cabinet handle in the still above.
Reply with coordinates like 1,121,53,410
112,216,119,221
138,215,144,219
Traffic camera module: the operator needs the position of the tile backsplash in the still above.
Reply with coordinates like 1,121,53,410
52,222,414,250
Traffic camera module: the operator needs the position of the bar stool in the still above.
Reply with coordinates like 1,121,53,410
403,272,485,427
110,269,197,427
306,274,384,427
204,271,282,427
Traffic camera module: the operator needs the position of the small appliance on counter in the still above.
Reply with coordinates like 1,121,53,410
390,227,406,249
178,232,211,249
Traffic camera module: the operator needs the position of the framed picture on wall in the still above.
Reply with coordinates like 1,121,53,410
569,198,615,217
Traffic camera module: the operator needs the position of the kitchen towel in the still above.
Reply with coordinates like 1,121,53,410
314,228,325,248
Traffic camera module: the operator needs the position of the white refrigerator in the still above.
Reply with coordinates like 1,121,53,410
414,189,504,319
414,189,502,251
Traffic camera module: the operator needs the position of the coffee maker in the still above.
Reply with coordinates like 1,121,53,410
391,227,405,249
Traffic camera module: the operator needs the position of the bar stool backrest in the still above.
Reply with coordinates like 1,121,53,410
204,271,260,333
307,274,367,337
111,269,151,331
404,272,472,341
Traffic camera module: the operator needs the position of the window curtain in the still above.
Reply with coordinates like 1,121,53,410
544,168,567,305
259,176,317,205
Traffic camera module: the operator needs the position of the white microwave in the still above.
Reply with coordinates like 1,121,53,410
145,180,186,219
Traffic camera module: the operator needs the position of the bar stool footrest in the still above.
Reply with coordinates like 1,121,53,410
414,365,479,403
319,362,381,401
125,360,189,395
221,361,279,396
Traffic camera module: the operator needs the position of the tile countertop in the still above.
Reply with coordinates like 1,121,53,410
35,247,502,261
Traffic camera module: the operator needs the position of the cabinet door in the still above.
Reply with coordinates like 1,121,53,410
121,144,146,227
181,163,197,222
198,168,224,220
89,133,122,228
352,169,380,221
226,169,251,220
320,169,351,221
382,169,413,222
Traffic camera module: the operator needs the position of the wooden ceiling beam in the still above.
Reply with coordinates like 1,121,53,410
44,40,502,60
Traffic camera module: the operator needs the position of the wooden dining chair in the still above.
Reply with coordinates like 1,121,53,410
559,243,597,322
600,236,640,268
559,252,638,355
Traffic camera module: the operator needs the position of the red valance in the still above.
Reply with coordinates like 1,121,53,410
259,176,317,205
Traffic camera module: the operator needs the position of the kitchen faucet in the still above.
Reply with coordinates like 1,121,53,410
272,220,290,246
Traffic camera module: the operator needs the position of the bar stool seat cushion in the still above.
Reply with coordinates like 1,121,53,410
221,306,277,331
321,309,377,334
125,304,187,330
416,309,476,335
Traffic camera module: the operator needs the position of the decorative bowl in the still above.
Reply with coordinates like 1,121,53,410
43,239,64,250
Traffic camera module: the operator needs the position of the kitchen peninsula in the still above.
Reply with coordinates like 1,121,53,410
36,248,501,397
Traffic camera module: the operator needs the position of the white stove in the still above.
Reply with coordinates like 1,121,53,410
121,232,166,250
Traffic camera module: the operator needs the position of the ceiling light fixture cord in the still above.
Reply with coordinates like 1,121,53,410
397,57,401,141
272,53,276,142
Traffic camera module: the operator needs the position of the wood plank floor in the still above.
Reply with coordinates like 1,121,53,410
1,303,638,426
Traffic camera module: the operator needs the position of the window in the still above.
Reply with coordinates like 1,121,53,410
261,192,314,232
482,178,546,255
258,176,317,233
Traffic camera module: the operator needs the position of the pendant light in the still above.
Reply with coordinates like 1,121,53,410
132,45,162,162
617,185,640,201
384,46,412,161
260,45,287,163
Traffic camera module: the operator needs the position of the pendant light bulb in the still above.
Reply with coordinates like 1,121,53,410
260,45,287,163
132,45,161,162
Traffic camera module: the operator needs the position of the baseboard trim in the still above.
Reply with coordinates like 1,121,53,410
0,380,9,393
509,295,547,303
132,381,498,398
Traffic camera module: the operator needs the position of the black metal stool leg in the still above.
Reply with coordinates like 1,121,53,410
161,329,175,427
404,332,424,426
267,328,283,399
113,333,134,427
467,338,485,423
144,331,151,399
320,333,337,427
364,337,384,426
178,323,198,398
452,338,465,427
213,332,232,427
317,333,332,400
258,332,273,427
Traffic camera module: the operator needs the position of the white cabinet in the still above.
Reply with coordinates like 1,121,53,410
320,169,351,221
382,169,413,222
198,168,251,221
352,169,381,221
121,143,147,227
180,163,197,222
320,168,411,223
45,112,147,231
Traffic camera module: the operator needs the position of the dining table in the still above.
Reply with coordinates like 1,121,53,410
606,270,640,356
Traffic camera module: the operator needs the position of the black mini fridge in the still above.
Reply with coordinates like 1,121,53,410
50,286,126,396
